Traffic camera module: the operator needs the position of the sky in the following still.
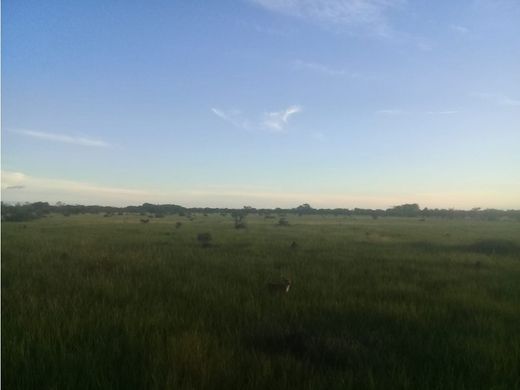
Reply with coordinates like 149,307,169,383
2,0,520,209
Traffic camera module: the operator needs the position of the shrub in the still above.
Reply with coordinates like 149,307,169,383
277,217,290,226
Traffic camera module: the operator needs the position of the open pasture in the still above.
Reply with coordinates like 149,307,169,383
2,214,520,389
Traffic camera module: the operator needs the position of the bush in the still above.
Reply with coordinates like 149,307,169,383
277,217,290,226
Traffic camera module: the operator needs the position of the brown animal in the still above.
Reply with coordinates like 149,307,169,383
267,278,291,293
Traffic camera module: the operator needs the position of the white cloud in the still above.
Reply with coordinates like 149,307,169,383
250,0,403,35
11,129,110,147
451,24,470,34
212,105,302,133
1,170,149,195
263,105,302,132
293,59,353,77
1,170,153,206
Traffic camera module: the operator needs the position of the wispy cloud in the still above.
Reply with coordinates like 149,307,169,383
4,185,25,190
11,129,109,148
250,0,403,36
451,24,470,34
425,110,458,115
292,59,358,77
263,105,302,132
210,108,252,130
239,20,295,36
377,109,459,116
376,109,407,116
474,92,520,107
211,105,302,133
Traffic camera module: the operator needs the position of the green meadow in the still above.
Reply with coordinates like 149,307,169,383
2,214,520,389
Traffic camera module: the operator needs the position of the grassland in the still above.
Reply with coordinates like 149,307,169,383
2,213,520,389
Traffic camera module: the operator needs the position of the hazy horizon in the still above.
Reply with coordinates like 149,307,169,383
2,1,519,209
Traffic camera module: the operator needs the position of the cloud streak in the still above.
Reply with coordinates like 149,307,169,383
451,24,469,34
376,109,407,115
377,109,459,116
211,105,302,133
1,170,153,206
263,105,302,132
210,108,252,130
292,59,354,77
250,0,403,35
4,185,25,190
11,129,110,148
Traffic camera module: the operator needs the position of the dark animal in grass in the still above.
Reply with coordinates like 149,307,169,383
290,241,298,249
140,219,149,224
175,222,182,229
197,232,212,248
267,278,291,293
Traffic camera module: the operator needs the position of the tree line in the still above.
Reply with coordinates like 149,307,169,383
1,201,519,222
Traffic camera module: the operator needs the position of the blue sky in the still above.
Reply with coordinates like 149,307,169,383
2,0,519,208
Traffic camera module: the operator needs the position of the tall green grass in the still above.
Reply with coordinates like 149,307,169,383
2,214,520,389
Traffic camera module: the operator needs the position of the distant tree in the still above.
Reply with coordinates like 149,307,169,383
295,203,313,215
386,204,421,217
232,208,248,229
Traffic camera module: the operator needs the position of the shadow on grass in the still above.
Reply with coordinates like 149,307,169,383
244,326,373,369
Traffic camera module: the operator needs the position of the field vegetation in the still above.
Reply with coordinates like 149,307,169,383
2,213,520,389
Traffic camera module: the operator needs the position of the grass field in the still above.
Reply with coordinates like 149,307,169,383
2,213,520,389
